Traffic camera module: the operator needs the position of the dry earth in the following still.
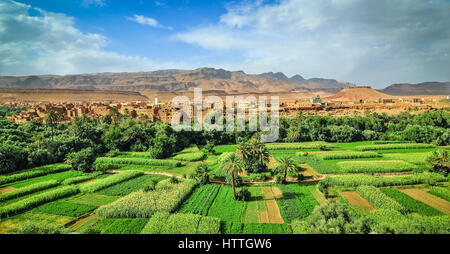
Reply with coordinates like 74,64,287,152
341,191,376,212
400,188,450,214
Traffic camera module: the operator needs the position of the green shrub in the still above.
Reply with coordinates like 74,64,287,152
0,180,59,202
0,186,79,218
79,171,144,193
356,186,407,213
235,188,251,201
173,152,206,162
65,148,97,172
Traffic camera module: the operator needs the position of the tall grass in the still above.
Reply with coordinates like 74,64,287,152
79,171,144,193
62,172,103,185
356,186,407,213
0,180,60,202
267,142,334,150
0,186,79,218
96,178,197,218
141,212,221,234
173,152,205,162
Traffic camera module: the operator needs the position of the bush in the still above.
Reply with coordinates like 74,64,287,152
27,149,56,168
0,144,28,174
148,134,176,159
19,222,68,234
79,171,144,193
235,188,251,201
225,174,243,187
66,148,96,172
426,150,449,176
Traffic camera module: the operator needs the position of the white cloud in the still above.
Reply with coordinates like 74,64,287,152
175,0,450,87
0,0,183,76
81,0,107,8
126,14,171,30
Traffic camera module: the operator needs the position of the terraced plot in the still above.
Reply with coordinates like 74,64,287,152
400,189,450,214
340,191,375,212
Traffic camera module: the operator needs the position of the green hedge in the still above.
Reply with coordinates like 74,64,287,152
0,186,79,218
0,180,60,202
79,171,144,193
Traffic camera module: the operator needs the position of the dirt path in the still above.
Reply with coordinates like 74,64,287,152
341,191,375,212
400,188,450,214
0,186,16,194
66,213,98,230
261,186,284,224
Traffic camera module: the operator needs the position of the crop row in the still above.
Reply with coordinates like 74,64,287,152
336,160,417,173
173,152,206,162
427,186,450,202
79,171,144,193
355,143,435,151
315,151,381,160
207,185,245,223
0,164,72,185
95,178,197,218
178,184,221,215
324,173,447,187
0,186,79,218
97,175,167,196
101,218,149,234
276,184,318,223
34,200,97,217
381,188,443,216
95,157,181,167
267,142,334,150
0,180,60,202
62,172,103,185
356,186,407,213
141,212,221,234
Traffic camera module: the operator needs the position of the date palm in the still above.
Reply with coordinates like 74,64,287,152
276,156,297,184
44,110,62,142
220,153,243,200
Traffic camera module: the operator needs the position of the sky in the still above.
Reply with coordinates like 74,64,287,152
0,0,449,88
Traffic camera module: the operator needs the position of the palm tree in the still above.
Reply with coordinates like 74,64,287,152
44,110,62,142
194,163,212,184
220,153,243,200
236,138,269,173
110,107,122,125
276,156,297,184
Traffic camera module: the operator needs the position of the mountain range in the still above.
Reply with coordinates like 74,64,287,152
0,68,448,96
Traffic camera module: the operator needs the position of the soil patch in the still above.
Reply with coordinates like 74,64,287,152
0,186,16,194
261,187,284,223
341,191,375,212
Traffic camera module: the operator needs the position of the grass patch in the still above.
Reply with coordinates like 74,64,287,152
79,171,144,193
178,184,220,215
336,160,417,173
33,201,97,217
381,188,443,216
0,164,71,186
0,180,59,202
97,175,167,196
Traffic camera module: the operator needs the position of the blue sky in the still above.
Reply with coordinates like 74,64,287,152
1,0,449,88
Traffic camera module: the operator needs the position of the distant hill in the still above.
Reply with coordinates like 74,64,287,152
325,87,391,101
381,82,450,95
0,68,352,94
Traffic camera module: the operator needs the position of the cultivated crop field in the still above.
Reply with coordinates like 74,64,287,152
0,140,449,234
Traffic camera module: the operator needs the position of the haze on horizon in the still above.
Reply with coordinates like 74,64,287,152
0,0,449,89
